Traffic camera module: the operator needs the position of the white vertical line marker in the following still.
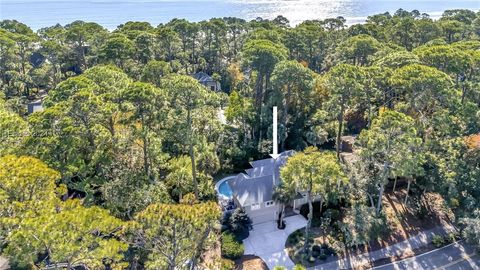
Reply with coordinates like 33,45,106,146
271,106,280,159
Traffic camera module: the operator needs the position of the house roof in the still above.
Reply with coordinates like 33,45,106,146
229,174,274,206
192,71,215,83
30,52,46,68
229,150,295,207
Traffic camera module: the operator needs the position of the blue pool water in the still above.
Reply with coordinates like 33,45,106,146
218,180,233,198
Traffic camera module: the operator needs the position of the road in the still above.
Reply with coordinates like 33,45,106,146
373,241,480,270
0,256,9,270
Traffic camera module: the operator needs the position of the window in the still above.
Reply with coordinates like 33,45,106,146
251,203,260,210
210,85,215,91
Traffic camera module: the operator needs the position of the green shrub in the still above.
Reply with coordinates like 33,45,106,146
445,232,458,244
311,217,322,227
287,229,303,245
229,208,252,240
449,198,460,208
301,254,310,263
221,211,233,232
293,265,306,270
321,243,336,256
287,236,296,245
221,232,244,260
411,196,429,220
324,209,341,221
431,234,444,248
221,258,235,270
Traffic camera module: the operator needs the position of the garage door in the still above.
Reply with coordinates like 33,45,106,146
248,207,277,225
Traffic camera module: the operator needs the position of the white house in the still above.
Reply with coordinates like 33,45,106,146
27,98,44,114
228,150,308,225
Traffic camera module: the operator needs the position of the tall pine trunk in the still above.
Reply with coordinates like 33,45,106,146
336,102,345,160
279,204,285,228
319,196,323,216
404,178,412,204
190,226,212,270
304,191,313,254
281,85,291,151
377,162,389,215
376,184,384,215
254,73,264,142
187,108,199,200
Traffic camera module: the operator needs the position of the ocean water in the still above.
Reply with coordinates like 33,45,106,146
1,0,479,30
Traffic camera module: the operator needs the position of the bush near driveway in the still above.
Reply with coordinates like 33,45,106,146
221,232,244,260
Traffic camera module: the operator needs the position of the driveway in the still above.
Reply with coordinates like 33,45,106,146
243,215,307,269
0,256,9,270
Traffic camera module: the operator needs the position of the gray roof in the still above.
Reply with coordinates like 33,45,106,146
192,72,215,83
229,174,274,206
229,150,294,207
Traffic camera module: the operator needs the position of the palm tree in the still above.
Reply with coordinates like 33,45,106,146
273,183,296,229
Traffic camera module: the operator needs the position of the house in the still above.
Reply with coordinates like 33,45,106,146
27,98,44,114
30,52,46,68
228,150,307,225
192,72,221,91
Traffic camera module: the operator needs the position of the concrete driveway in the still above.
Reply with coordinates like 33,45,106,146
243,215,307,269
0,256,9,270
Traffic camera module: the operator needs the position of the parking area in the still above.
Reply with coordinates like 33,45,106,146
243,215,307,269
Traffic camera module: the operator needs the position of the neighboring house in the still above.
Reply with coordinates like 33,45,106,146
229,150,307,224
29,51,46,68
27,98,44,114
192,72,221,91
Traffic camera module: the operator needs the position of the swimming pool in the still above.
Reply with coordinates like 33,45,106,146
216,176,235,199
218,181,233,198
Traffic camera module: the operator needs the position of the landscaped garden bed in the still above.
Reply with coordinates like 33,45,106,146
285,189,455,268
233,255,268,270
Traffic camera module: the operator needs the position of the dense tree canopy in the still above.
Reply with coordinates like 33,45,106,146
128,200,221,269
1,7,480,269
0,156,127,269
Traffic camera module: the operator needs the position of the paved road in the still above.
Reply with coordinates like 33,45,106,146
0,256,9,270
373,242,480,270
309,225,456,270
